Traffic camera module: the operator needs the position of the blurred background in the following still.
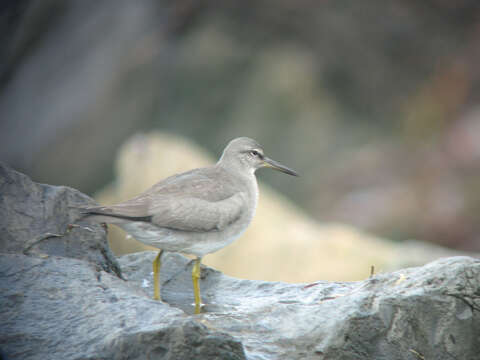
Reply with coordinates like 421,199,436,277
1,0,480,281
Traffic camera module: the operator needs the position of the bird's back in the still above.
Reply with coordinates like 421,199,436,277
148,165,245,202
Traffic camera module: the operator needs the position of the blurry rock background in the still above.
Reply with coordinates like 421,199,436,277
1,0,480,277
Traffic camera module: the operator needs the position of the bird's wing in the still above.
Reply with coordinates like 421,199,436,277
149,192,244,232
84,193,244,232
83,167,246,232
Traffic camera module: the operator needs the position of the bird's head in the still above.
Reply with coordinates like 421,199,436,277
218,137,299,176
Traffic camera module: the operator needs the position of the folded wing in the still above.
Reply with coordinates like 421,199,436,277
83,192,244,233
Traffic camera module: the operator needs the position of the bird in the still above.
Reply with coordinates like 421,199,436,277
81,137,298,314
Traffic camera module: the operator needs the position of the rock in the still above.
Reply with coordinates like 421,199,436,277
2,249,479,360
1,164,480,360
0,163,121,277
120,252,480,360
0,253,245,360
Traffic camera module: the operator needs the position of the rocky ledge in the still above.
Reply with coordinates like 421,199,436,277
1,163,479,360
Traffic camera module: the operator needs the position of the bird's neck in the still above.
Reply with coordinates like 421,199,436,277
216,158,255,177
215,161,257,197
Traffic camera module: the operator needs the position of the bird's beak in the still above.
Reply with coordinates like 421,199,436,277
263,157,299,176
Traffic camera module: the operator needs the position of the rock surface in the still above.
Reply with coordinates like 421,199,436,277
0,253,245,360
121,252,480,360
1,164,480,360
0,163,121,277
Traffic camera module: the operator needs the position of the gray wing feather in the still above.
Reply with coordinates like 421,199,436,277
150,192,244,232
84,167,245,232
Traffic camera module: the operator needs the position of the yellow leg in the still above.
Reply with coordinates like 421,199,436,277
152,250,163,300
192,257,202,314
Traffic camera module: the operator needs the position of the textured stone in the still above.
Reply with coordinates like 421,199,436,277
0,163,121,277
1,164,479,360
0,253,245,360
121,252,480,360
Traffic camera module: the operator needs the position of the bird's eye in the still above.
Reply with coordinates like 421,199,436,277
249,150,263,159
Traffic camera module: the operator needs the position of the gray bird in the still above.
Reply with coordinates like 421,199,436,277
82,137,298,314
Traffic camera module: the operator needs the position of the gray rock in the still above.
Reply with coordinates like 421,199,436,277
121,252,480,360
0,163,121,277
1,164,479,360
0,253,245,360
